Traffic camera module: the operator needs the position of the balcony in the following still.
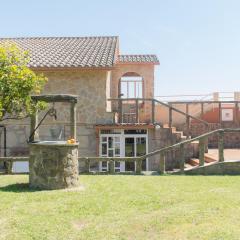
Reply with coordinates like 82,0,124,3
109,98,156,124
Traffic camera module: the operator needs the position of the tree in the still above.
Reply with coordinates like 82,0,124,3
0,42,47,121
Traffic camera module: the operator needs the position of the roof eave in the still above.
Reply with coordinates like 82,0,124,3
116,61,160,66
31,66,115,71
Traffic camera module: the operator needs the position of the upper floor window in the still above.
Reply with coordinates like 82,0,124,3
120,72,143,99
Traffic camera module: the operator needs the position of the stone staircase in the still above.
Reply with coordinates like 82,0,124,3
187,153,218,167
162,123,221,171
162,124,202,169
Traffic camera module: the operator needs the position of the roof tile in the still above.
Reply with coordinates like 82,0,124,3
118,54,159,64
0,36,118,68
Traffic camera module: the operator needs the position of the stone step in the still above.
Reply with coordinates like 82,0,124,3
188,153,218,167
204,153,218,163
162,124,176,132
188,158,200,166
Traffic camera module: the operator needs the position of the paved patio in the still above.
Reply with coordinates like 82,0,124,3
208,149,240,161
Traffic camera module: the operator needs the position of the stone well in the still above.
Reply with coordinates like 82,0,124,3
29,141,79,190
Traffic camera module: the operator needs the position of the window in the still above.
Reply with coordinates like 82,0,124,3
120,74,143,99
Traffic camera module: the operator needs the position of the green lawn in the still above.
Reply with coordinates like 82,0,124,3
0,175,240,240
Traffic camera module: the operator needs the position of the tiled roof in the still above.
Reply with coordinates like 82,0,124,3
0,36,119,68
118,55,159,64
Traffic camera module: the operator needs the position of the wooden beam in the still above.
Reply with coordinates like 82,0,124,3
0,157,29,162
70,102,77,139
186,104,190,139
219,102,222,126
179,144,185,174
186,116,190,139
235,102,239,125
159,153,165,174
201,103,204,118
136,159,142,174
218,131,224,162
109,98,209,126
118,99,123,123
29,112,39,142
135,99,139,123
169,107,172,129
85,159,90,173
152,100,155,124
199,138,205,166
32,94,78,103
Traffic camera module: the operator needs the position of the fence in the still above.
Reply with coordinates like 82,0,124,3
1,128,239,175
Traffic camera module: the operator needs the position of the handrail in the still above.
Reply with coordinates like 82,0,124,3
153,98,209,126
78,128,240,174
166,100,240,104
80,128,238,160
108,98,209,126
2,128,240,174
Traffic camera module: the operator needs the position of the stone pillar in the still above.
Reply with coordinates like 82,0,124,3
29,142,79,189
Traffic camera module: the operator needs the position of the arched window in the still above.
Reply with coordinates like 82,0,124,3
119,72,143,98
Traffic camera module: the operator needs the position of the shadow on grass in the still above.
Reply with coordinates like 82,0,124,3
0,183,41,193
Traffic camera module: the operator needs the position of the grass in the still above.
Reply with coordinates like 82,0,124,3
0,175,240,240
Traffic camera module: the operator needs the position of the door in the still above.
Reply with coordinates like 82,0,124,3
136,137,147,171
124,136,147,171
99,135,125,172
125,137,136,171
99,131,148,172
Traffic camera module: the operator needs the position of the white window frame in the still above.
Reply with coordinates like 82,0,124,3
120,76,143,99
99,130,148,172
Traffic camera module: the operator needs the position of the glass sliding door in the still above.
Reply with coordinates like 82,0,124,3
125,137,136,171
124,136,148,172
99,129,148,172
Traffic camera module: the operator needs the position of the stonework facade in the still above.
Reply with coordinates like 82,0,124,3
29,142,79,189
2,69,114,159
0,36,164,173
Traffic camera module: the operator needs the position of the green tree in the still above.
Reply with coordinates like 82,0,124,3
0,42,47,121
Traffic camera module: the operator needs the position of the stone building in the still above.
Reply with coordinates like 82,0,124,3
3,36,237,172
1,36,174,172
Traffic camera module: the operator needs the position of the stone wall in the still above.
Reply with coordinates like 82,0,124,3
29,142,79,189
189,122,240,148
148,128,199,171
3,69,114,158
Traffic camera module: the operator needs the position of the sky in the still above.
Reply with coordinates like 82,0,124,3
1,0,240,98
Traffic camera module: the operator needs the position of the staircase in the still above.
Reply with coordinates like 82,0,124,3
161,123,210,170
187,153,218,167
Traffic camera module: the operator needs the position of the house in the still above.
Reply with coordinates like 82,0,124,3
0,36,216,172
0,36,165,172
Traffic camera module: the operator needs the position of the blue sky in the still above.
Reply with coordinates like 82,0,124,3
1,0,240,97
